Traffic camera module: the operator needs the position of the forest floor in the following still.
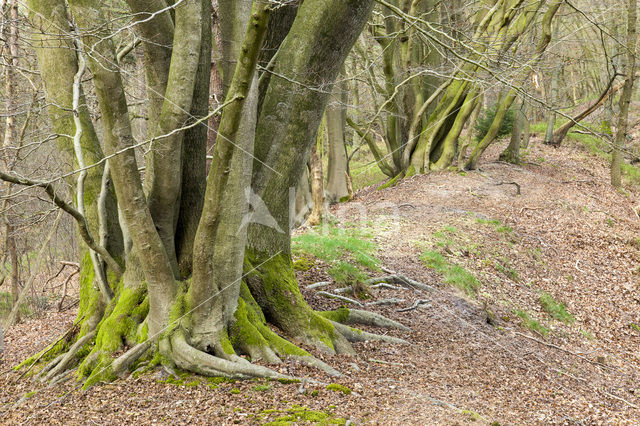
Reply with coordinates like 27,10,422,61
3,136,640,424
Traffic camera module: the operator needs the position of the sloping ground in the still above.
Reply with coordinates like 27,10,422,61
2,138,640,424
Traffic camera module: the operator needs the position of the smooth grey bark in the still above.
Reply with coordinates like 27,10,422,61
175,0,212,277
294,166,313,227
249,0,375,256
326,81,351,204
26,0,123,262
144,0,204,276
246,0,375,349
611,0,637,188
67,0,178,337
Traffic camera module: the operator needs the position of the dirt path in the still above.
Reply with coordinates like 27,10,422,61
2,139,640,424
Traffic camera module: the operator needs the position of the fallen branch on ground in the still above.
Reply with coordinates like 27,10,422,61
397,299,431,312
366,298,405,306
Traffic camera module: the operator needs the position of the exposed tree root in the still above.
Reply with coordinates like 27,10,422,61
111,340,153,378
316,291,364,306
20,262,416,386
42,330,96,382
366,274,434,292
329,321,409,345
397,299,432,312
337,308,411,331
170,330,286,379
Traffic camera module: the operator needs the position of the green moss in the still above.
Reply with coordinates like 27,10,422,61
24,391,37,398
245,252,337,352
137,321,149,343
253,384,271,392
262,406,347,426
318,307,350,323
277,378,301,384
94,285,146,353
326,383,352,395
539,292,574,324
377,171,404,190
311,390,319,397
292,256,315,272
421,250,480,296
230,388,241,394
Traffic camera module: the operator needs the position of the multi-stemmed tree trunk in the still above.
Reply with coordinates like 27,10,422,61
8,0,410,386
352,0,561,179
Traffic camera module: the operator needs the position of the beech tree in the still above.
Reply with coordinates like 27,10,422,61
2,0,414,385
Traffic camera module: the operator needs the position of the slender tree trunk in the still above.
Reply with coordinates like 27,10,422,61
3,0,19,320
326,81,351,204
307,130,326,226
499,99,526,163
611,0,637,188
544,65,560,145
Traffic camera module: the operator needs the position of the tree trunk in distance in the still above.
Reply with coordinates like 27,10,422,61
544,65,560,145
326,81,351,204
500,99,526,163
611,0,637,188
307,132,326,227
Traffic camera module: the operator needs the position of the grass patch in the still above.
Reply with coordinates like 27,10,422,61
292,223,380,285
421,250,480,296
475,218,512,234
514,309,549,336
539,292,574,324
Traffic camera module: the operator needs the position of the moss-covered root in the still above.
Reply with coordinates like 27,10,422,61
170,330,288,379
42,330,96,382
246,252,357,356
319,308,411,331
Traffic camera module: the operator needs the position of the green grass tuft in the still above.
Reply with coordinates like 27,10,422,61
421,250,480,296
293,224,379,285
539,292,574,324
514,309,549,336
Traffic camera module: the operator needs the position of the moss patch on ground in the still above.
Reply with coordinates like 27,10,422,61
261,405,347,425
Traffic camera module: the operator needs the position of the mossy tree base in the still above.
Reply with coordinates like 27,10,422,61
17,257,409,387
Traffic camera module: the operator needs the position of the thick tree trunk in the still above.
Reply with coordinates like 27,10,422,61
247,0,375,353
17,0,409,387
